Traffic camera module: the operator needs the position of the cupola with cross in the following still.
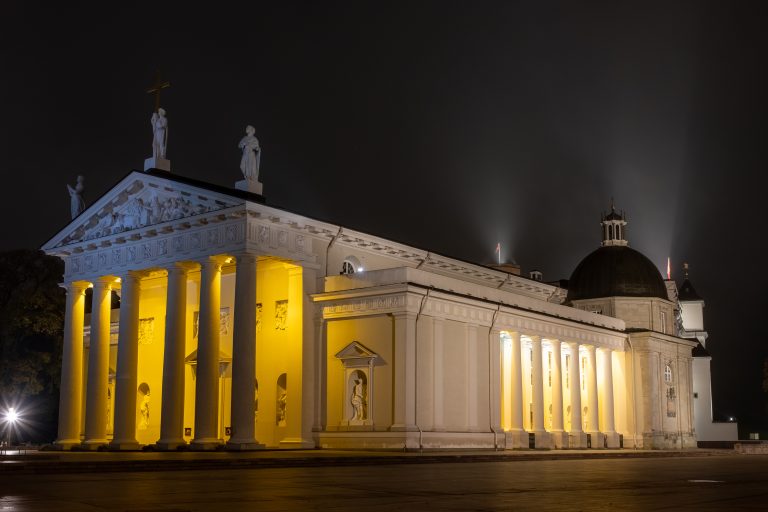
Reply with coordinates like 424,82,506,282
601,200,628,247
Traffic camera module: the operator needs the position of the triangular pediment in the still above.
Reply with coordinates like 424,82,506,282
43,170,245,250
335,341,379,362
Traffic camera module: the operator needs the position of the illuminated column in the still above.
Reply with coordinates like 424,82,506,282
585,345,599,435
599,348,617,447
55,281,89,449
299,266,318,446
530,336,545,433
279,265,317,448
509,332,525,433
312,313,327,432
568,343,583,434
433,318,445,430
191,256,226,449
488,328,502,436
110,272,143,450
157,263,193,450
82,276,115,448
227,253,262,449
550,340,565,447
392,312,418,439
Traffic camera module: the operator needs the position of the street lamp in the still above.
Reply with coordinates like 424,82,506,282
4,407,18,452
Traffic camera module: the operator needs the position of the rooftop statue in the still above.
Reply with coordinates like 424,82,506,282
67,175,85,219
151,108,169,159
239,125,261,182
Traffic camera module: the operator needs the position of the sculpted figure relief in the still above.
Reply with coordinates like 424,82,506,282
67,175,86,219
239,125,261,182
151,108,169,159
84,193,211,241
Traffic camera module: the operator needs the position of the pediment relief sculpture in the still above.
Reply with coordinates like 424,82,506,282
56,178,239,247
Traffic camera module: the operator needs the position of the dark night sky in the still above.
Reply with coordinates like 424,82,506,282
3,2,767,432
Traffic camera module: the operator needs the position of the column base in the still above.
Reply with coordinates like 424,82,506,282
586,431,604,449
504,429,530,449
568,431,588,449
226,439,266,451
278,438,315,449
155,439,189,451
389,424,420,432
530,430,552,449
549,430,569,449
80,439,109,451
604,431,621,448
189,438,224,451
53,439,82,450
108,440,141,451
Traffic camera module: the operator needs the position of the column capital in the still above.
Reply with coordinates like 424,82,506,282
91,275,118,290
167,261,199,276
231,251,258,264
64,280,90,295
597,346,614,355
529,335,542,343
117,269,150,285
198,255,229,269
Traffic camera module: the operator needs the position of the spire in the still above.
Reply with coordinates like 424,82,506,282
600,200,628,247
678,262,703,302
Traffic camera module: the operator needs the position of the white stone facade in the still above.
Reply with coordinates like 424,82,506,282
43,170,707,450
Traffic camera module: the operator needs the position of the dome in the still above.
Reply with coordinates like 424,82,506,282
566,245,668,302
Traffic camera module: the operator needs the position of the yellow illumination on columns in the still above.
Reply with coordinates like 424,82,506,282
549,339,566,448
530,336,545,433
55,281,89,449
82,276,117,448
585,345,599,437
228,253,263,449
157,262,195,450
110,271,144,450
191,256,227,450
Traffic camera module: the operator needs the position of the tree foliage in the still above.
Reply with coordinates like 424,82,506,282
0,249,65,440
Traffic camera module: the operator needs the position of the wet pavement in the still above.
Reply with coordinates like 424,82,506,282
1,451,766,511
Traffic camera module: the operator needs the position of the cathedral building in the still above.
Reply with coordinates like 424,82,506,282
42,169,734,451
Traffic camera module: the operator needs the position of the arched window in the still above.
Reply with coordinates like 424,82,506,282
608,224,614,240
664,364,673,384
341,261,355,275
341,255,363,275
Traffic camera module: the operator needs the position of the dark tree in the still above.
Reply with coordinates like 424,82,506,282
0,249,65,442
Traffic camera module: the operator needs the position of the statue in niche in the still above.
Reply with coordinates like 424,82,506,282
138,382,151,430
106,385,113,431
67,175,85,219
255,303,263,333
254,380,259,422
151,108,169,159
351,377,366,421
275,300,288,330
276,391,287,426
238,125,261,182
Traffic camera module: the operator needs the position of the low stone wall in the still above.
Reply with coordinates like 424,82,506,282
734,441,768,454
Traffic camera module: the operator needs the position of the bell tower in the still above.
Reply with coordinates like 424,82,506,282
600,201,628,247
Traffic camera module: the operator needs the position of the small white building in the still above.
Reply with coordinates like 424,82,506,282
41,169,730,451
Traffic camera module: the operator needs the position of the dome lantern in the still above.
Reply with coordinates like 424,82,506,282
601,200,628,247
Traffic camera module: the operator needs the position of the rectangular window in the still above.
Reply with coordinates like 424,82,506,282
581,357,586,391
565,354,570,389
